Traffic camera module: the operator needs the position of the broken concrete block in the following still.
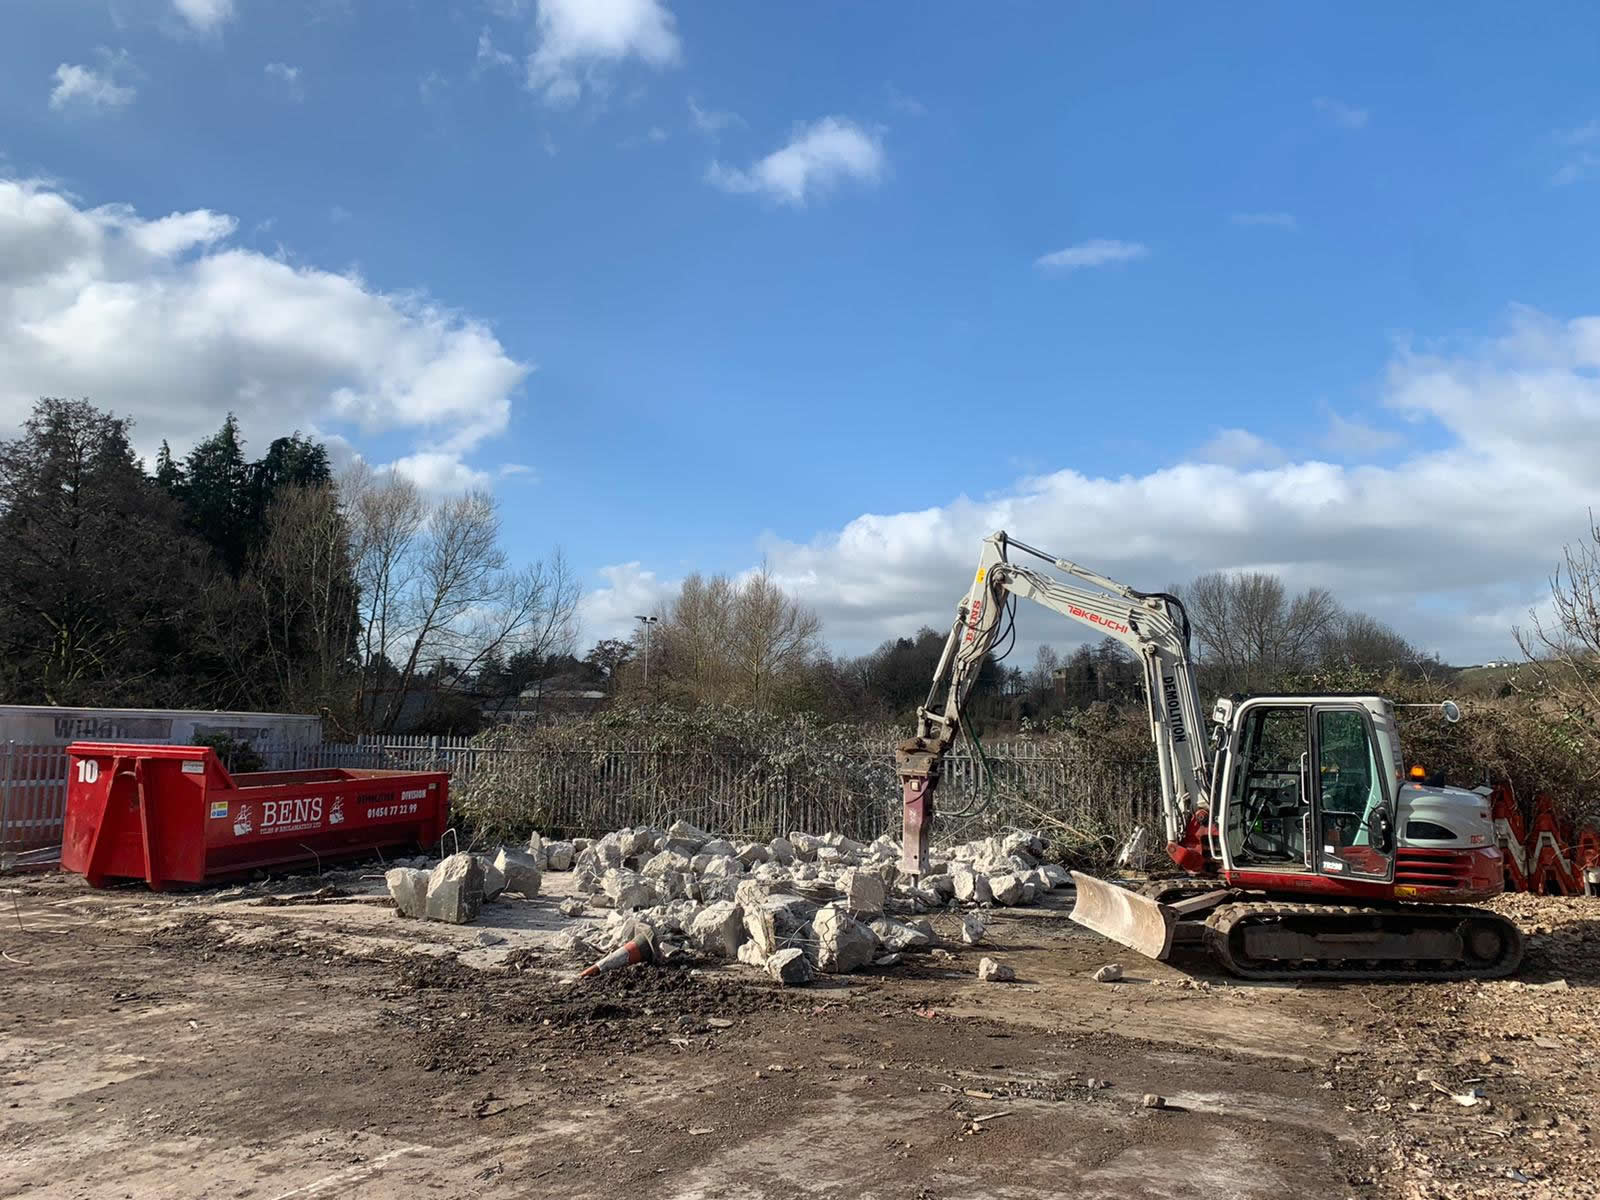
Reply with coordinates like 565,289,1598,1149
424,853,484,924
690,901,747,959
978,957,1015,983
766,947,814,986
658,869,695,902
701,838,737,859
572,837,592,852
575,866,603,896
838,868,886,919
558,898,586,918
787,831,820,862
1039,863,1070,889
814,904,878,974
544,841,575,872
602,868,658,913
768,836,795,865
494,847,543,897
988,872,1025,906
475,930,506,947
950,865,992,905
1092,963,1123,983
743,894,819,957
960,912,986,945
385,867,430,919
476,855,507,902
737,939,767,968
667,819,713,850
698,876,739,904
553,930,599,959
870,917,934,952
736,841,771,866
619,828,655,857
643,849,692,878
873,952,902,968
926,873,957,900
700,854,743,880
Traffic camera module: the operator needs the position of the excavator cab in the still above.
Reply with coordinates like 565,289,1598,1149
1216,697,1398,885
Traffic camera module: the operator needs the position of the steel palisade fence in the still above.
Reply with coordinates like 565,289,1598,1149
1,735,1160,868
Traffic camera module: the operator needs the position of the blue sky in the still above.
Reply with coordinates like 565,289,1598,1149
4,1,1599,663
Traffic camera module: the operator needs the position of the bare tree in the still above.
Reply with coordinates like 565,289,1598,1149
652,565,821,710
202,481,360,716
1182,570,1341,692
730,563,822,710
344,468,580,731
1516,516,1600,759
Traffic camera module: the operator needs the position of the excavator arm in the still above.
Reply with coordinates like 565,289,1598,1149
896,531,1213,877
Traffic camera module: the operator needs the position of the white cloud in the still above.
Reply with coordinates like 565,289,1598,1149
706,117,885,207
1196,428,1285,468
1321,409,1404,455
579,562,676,641
1314,96,1369,129
264,61,303,101
688,96,742,137
885,84,925,117
476,28,515,72
1034,239,1149,271
584,309,1600,663
385,451,492,493
1551,118,1600,186
524,0,680,107
1231,211,1298,230
49,54,137,113
0,178,529,489
173,0,236,34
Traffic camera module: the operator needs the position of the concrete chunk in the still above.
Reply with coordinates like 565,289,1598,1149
988,872,1025,906
602,868,658,913
839,868,886,919
424,853,484,924
493,847,543,897
736,841,771,866
743,894,818,957
667,819,713,851
960,912,986,945
768,836,796,865
558,898,586,917
787,832,821,862
978,957,1015,982
737,939,767,968
870,916,934,952
1041,863,1070,889
689,901,747,959
476,855,507,902
814,905,878,974
950,864,992,905
386,867,430,919
766,947,814,986
701,838,737,859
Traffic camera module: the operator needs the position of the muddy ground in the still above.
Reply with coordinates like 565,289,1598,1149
2,871,1597,1200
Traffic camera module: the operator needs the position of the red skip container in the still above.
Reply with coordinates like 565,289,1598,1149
60,742,449,890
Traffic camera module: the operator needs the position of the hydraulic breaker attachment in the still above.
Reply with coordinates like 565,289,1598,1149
896,736,942,877
1068,871,1181,961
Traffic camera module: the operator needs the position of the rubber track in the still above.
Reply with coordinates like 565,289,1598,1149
1202,901,1525,982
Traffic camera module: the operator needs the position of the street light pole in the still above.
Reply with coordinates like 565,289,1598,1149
634,615,659,691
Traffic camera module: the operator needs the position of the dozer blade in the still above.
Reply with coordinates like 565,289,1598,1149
1068,871,1178,961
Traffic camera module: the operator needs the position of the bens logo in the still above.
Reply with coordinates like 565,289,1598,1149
261,797,324,828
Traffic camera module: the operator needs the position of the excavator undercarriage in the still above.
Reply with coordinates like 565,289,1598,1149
1069,872,1524,981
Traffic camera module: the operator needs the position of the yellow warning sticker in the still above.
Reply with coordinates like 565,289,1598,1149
975,568,986,584
209,801,229,820
1393,885,1419,898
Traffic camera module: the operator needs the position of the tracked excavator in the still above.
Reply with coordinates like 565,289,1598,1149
894,531,1525,980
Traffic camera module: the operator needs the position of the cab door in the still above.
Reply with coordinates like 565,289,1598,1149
1311,705,1396,883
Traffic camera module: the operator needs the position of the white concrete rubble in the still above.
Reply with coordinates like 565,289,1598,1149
978,957,1015,982
814,904,878,973
385,867,430,919
494,847,543,897
766,947,814,986
425,853,484,924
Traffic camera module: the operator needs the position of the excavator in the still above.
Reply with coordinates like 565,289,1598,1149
894,531,1525,980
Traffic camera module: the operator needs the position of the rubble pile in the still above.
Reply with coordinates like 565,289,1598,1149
526,819,1066,982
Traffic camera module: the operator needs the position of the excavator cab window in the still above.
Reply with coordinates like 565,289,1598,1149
1314,707,1394,880
1226,705,1312,869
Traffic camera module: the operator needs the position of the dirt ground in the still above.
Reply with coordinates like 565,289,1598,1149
2,869,1597,1200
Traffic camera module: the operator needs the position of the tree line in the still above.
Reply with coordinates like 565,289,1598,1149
0,398,577,732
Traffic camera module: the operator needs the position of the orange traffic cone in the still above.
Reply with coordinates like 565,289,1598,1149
580,935,655,978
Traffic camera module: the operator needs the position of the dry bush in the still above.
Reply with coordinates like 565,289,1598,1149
451,704,1158,866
